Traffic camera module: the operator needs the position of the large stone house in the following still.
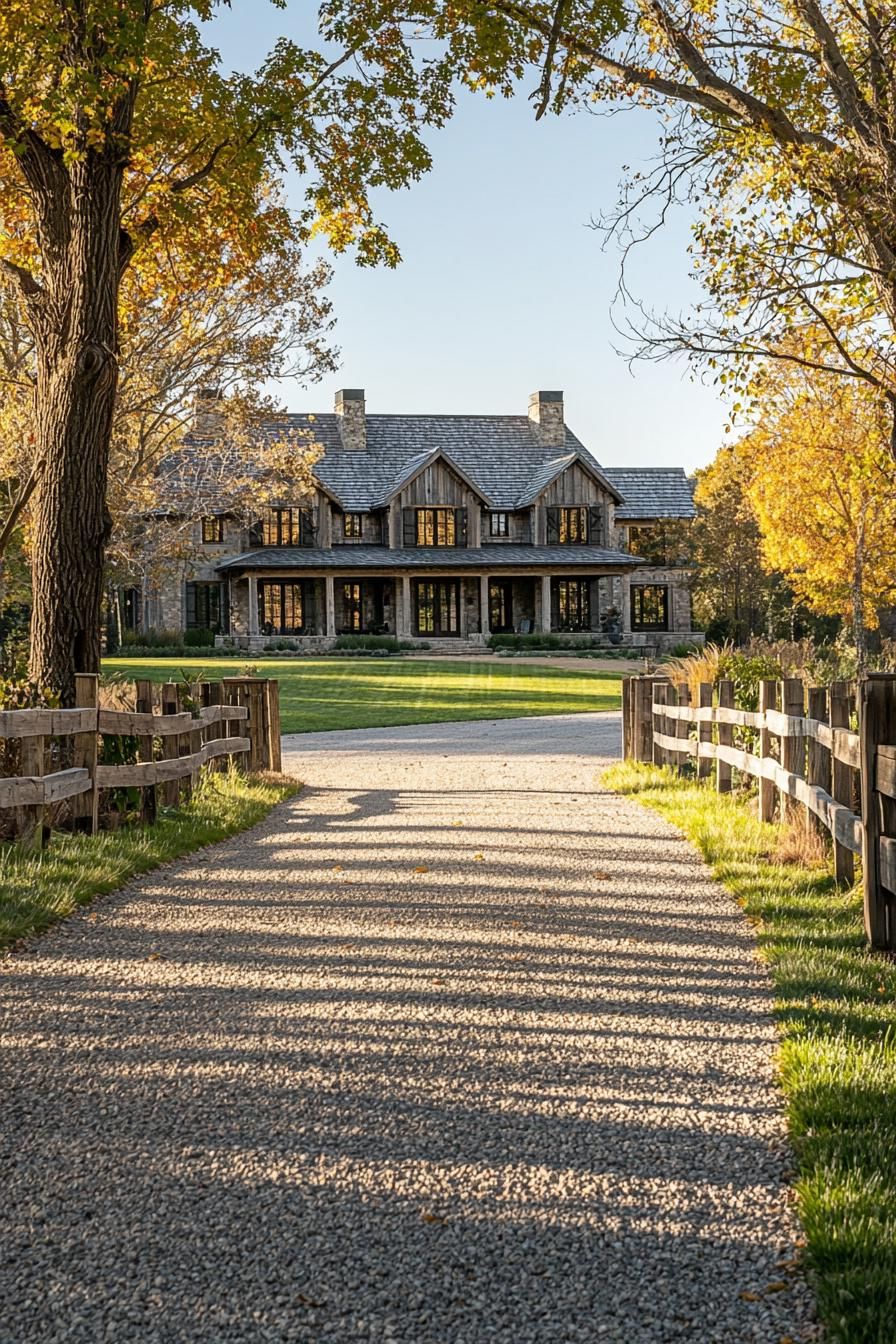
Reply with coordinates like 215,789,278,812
140,388,699,652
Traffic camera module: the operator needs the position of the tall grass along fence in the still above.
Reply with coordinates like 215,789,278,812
622,671,896,951
0,675,282,855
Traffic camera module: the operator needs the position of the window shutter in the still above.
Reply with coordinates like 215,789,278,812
546,508,559,545
185,583,197,629
588,506,604,546
550,581,559,631
298,508,313,547
248,518,263,548
455,508,467,548
403,508,416,547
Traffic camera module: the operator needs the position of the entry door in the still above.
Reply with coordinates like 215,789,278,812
414,580,460,637
489,581,514,634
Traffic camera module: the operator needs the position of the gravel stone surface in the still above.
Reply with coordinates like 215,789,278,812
1,711,816,1344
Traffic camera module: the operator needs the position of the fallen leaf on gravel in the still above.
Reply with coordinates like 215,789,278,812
775,1257,800,1272
739,1291,761,1302
332,865,344,872
421,1212,446,1224
509,920,522,929
413,865,429,874
592,872,610,880
451,821,464,827
295,1294,325,1308
146,952,163,962
473,853,485,862
764,1282,789,1293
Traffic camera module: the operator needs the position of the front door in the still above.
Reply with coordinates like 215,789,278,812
414,579,460,637
489,580,514,634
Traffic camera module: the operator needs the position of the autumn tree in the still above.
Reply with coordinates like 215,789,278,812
329,1,896,441
744,372,896,666
0,2,448,700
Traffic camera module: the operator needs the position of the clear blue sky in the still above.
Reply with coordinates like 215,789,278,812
210,5,726,472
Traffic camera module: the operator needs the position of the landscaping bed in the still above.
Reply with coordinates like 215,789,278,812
604,760,896,1344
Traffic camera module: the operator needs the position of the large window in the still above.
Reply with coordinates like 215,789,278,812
554,578,591,632
415,580,460,636
559,507,587,544
259,580,304,634
201,516,224,544
416,508,456,547
631,584,669,631
260,507,313,547
489,512,509,537
185,581,224,631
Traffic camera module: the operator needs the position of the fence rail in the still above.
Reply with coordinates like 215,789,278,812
622,672,896,951
0,675,282,854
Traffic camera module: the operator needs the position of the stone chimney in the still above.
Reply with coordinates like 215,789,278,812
192,387,225,438
335,388,366,451
528,390,565,448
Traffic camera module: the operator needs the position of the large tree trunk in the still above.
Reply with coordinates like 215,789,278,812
28,156,121,704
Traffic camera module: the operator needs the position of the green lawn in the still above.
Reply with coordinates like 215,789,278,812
104,656,622,734
604,761,896,1344
0,769,298,951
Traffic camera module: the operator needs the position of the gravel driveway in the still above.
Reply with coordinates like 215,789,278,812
1,712,815,1344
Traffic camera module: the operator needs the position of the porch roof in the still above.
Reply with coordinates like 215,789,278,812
217,544,644,574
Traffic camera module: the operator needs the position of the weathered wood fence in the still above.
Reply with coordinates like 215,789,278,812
622,672,896,951
0,675,282,854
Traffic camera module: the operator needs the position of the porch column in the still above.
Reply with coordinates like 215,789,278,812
480,574,490,635
247,573,259,636
621,573,632,635
540,575,552,633
325,574,336,637
401,574,412,637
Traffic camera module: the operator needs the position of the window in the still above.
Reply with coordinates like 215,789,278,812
343,513,362,540
489,512,509,538
554,578,591,632
342,582,362,632
185,581,224,631
559,507,587,544
201,516,224,544
416,508,457,547
260,507,313,547
259,580,304,634
631,584,669,631
415,580,460,636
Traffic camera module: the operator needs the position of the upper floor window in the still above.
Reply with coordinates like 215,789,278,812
259,507,313,548
416,508,456,547
489,512,509,537
547,505,604,546
343,512,363,540
201,516,224,544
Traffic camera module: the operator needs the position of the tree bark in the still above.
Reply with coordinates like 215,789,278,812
27,154,122,703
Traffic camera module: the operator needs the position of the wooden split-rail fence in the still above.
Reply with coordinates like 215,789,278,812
0,675,282,854
622,672,896,952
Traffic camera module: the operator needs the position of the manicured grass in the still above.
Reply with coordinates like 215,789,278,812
104,656,622,734
603,761,896,1344
0,769,298,952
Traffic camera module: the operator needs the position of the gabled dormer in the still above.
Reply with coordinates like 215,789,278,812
380,446,493,549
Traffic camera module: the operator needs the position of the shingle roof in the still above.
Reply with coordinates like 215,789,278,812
163,412,693,521
217,544,644,573
604,468,696,520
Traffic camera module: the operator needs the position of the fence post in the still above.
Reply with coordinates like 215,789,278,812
758,680,778,823
807,686,829,839
830,680,856,885
676,683,691,776
160,682,180,807
134,678,157,825
697,682,712,780
222,679,250,773
716,679,734,794
205,680,225,771
189,682,204,792
653,682,667,768
781,677,805,822
265,680,282,773
858,674,896,950
72,673,99,836
622,677,633,760
16,730,45,854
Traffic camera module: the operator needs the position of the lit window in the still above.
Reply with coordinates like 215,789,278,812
343,513,362,539
559,507,587,544
416,508,457,547
201,517,223,544
631,585,669,631
489,512,509,537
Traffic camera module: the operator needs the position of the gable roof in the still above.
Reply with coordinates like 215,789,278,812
604,468,696,520
163,411,694,521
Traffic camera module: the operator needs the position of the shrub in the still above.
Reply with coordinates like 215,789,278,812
183,628,216,648
121,627,182,649
334,634,403,653
487,633,605,651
